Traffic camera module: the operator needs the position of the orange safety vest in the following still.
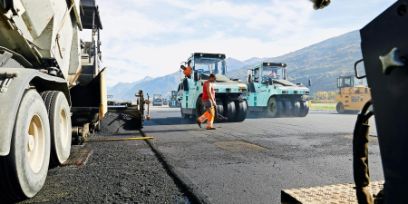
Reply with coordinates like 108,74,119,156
183,66,192,77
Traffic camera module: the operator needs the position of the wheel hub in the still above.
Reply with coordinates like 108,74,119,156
59,109,69,145
28,134,35,152
27,114,45,173
270,102,276,112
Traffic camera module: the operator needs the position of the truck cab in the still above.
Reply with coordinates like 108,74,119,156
152,94,163,106
179,53,248,122
247,62,310,117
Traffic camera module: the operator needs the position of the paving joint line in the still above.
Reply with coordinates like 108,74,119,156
139,130,211,204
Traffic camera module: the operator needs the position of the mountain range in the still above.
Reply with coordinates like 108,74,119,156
108,30,362,100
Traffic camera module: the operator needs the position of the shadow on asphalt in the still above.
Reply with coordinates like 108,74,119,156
144,117,194,126
246,114,303,119
144,128,202,134
246,111,358,118
97,132,140,136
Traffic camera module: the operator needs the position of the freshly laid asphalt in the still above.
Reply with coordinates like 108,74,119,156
143,108,382,204
22,108,382,204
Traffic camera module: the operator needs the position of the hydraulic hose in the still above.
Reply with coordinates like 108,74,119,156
353,101,374,204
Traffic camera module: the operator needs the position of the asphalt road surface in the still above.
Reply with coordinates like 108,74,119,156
22,108,382,204
21,112,188,204
144,108,382,204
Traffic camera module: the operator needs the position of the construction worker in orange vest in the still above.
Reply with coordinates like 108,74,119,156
180,62,192,78
197,74,216,130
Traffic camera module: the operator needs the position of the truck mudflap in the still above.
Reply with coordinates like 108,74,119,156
0,68,68,156
281,181,383,204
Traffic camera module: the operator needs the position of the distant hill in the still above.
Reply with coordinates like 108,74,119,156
228,30,363,93
225,57,245,70
108,73,180,100
108,30,362,100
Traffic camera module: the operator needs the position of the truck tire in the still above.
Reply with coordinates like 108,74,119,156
41,91,72,166
225,100,237,122
283,100,293,116
0,90,51,201
234,100,247,122
293,101,301,116
196,99,206,118
336,102,345,114
299,101,309,117
215,99,224,122
267,97,282,118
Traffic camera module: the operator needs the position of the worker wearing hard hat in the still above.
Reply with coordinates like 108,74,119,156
197,74,216,130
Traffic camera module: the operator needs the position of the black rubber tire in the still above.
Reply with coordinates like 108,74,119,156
336,102,345,114
283,100,293,116
0,90,51,201
299,101,310,117
41,91,72,167
215,99,224,122
266,97,282,118
225,100,237,122
293,101,301,116
196,100,206,118
234,100,248,122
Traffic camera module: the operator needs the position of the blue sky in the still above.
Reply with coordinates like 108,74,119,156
97,0,396,86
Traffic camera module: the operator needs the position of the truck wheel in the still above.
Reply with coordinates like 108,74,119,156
283,100,293,116
299,101,309,117
215,99,224,122
225,100,237,122
267,97,282,118
196,100,207,118
41,91,72,166
336,102,345,114
293,101,301,116
234,100,248,122
0,90,51,201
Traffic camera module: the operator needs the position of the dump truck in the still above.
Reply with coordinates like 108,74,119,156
335,75,371,113
0,0,106,201
246,62,310,117
179,53,248,122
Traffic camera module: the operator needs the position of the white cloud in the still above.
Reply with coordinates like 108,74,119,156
94,0,393,86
